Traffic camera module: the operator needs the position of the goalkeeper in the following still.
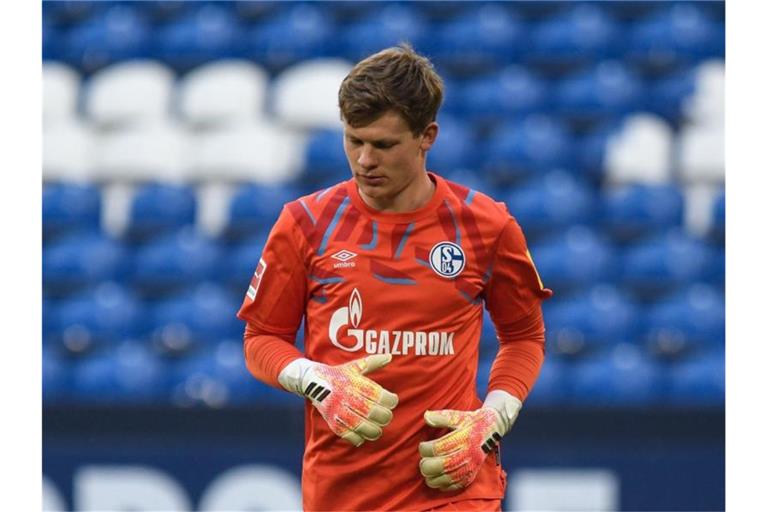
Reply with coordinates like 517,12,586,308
237,44,552,511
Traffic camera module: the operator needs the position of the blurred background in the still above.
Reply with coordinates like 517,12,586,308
42,1,725,510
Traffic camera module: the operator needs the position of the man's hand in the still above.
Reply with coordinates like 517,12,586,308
287,354,399,447
419,393,522,491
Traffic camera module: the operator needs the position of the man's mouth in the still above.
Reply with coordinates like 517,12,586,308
357,174,386,186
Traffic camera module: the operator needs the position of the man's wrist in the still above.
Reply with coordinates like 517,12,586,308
483,389,523,436
277,357,316,396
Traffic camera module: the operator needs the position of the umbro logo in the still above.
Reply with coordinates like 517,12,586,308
331,250,357,269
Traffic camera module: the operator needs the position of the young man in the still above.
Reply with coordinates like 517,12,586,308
237,44,552,511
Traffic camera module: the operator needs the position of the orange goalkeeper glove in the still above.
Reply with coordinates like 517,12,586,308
419,390,522,491
279,354,398,447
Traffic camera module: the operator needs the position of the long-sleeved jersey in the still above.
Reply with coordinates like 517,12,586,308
237,172,552,511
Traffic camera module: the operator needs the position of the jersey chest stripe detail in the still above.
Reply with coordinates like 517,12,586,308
465,189,477,206
414,246,430,267
446,181,470,202
299,199,317,225
370,259,416,282
287,201,317,241
373,275,417,286
392,222,414,260
310,275,345,285
313,188,349,254
358,221,379,250
315,186,333,202
445,201,461,245
333,205,361,242
437,201,457,243
318,196,350,256
459,204,487,263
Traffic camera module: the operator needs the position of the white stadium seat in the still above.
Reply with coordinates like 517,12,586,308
604,114,674,185
678,124,725,183
92,121,191,183
271,58,353,130
43,62,80,129
85,60,175,129
177,60,270,128
683,183,721,237
189,121,306,183
43,119,97,182
683,59,725,129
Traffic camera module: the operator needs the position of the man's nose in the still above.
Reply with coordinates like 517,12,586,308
357,145,377,169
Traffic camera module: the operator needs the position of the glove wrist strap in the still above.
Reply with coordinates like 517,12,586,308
277,357,316,396
483,389,523,436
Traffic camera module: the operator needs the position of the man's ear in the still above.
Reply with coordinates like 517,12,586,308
420,122,439,152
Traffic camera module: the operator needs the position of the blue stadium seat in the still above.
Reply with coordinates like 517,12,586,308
43,345,71,403
554,61,645,119
627,3,725,72
43,182,102,241
573,120,622,178
227,183,305,240
524,357,568,407
665,351,724,406
568,345,665,406
428,3,526,75
222,235,269,291
647,67,697,122
150,283,244,350
43,18,65,61
62,4,151,73
601,184,685,241
71,341,167,404
43,232,129,296
43,1,106,26
141,1,196,23
483,116,575,184
427,115,476,174
248,3,336,72
505,172,598,239
340,4,428,65
620,229,720,299
530,226,618,294
644,284,725,358
302,130,350,187
132,227,223,296
168,340,261,407
56,283,146,355
528,4,622,66
543,285,639,357
127,183,197,242
710,188,725,243
459,66,549,121
153,3,246,71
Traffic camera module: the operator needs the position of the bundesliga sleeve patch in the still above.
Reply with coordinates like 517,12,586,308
246,258,267,300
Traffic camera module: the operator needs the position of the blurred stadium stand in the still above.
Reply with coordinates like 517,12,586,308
42,3,724,509
42,0,724,412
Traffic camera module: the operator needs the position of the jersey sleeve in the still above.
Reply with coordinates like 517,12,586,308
236,206,307,336
484,217,553,326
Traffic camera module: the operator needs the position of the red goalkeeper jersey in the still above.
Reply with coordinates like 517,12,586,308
237,172,552,511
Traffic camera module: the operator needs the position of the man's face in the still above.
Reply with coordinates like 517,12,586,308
343,110,437,208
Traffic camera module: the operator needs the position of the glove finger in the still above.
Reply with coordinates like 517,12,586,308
424,410,462,429
340,430,365,447
419,440,437,458
351,353,392,375
367,404,393,426
419,456,445,477
425,474,456,490
352,417,383,441
376,387,399,409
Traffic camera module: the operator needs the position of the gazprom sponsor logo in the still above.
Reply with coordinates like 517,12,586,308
328,288,455,356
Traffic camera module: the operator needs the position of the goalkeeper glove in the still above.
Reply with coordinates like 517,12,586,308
418,390,522,491
278,354,398,447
